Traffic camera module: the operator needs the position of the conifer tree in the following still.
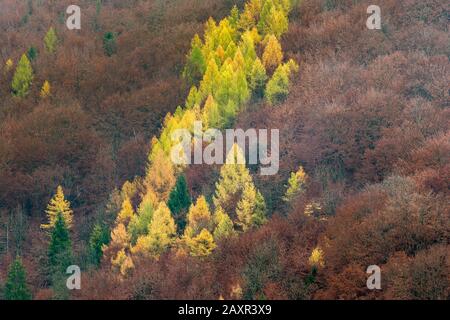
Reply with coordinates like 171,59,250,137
40,80,51,98
262,35,283,73
283,166,307,203
48,213,72,276
249,58,268,100
4,257,32,300
202,95,221,128
89,223,110,266
116,196,135,225
128,194,154,244
183,34,206,86
145,148,176,202
44,27,58,53
213,144,252,215
103,32,117,57
41,186,73,230
184,196,213,237
213,207,235,241
131,203,176,258
11,54,33,98
4,58,14,73
185,229,216,257
167,174,192,233
27,47,38,61
236,182,267,231
265,59,298,105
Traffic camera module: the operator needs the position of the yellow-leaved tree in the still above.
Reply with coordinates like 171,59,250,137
41,186,73,230
262,35,283,73
40,80,51,98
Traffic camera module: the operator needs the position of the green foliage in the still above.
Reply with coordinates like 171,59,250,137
44,27,58,53
283,166,307,203
4,257,32,300
128,195,154,243
27,47,38,61
213,207,235,241
183,35,207,86
167,175,192,234
265,59,298,105
89,223,110,266
48,213,72,275
103,32,117,57
11,54,33,98
249,58,268,100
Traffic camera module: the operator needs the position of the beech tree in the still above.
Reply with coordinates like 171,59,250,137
4,257,32,300
11,54,33,97
41,186,73,230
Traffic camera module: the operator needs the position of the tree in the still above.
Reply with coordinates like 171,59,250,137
11,54,33,98
116,196,135,225
236,182,267,231
145,148,176,202
283,166,308,202
185,229,216,257
262,35,283,73
131,202,176,258
265,59,298,105
4,257,32,300
128,193,155,244
167,174,192,233
183,34,206,86
40,80,51,98
27,47,38,61
89,223,110,266
185,196,213,237
4,58,13,73
202,95,222,128
48,212,72,278
41,186,73,230
44,27,58,53
213,207,235,241
103,32,117,57
213,144,252,215
249,58,268,100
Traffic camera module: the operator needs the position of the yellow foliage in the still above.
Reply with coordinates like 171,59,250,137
5,59,13,72
116,197,135,225
262,35,283,72
40,80,51,98
41,185,73,230
309,247,325,268
185,196,212,237
111,248,134,276
185,228,216,257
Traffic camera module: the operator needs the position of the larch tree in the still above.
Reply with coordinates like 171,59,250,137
116,196,135,226
145,148,176,203
213,206,235,241
131,202,176,258
265,59,298,105
128,193,155,244
11,54,33,98
40,80,51,98
249,58,268,100
262,35,283,73
183,34,206,86
167,174,192,234
202,94,222,128
185,229,216,257
283,166,308,203
4,257,32,300
236,182,267,231
44,27,58,53
5,58,13,73
184,196,213,238
41,186,73,230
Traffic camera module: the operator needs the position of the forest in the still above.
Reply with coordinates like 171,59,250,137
0,0,448,300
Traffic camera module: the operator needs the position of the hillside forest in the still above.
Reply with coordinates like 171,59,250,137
0,0,448,300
